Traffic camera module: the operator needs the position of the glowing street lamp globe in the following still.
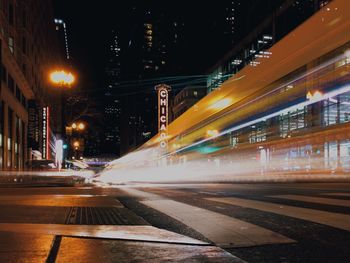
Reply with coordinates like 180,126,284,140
78,123,85,130
50,70,75,86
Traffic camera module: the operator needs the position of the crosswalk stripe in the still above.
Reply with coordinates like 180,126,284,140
270,195,350,207
141,199,294,248
321,193,350,197
207,197,350,232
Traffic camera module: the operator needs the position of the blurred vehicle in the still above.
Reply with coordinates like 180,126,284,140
64,160,89,171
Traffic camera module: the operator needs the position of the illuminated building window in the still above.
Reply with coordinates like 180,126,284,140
323,94,350,126
8,37,14,53
279,107,306,138
249,122,267,144
319,0,329,8
144,23,152,29
323,99,338,126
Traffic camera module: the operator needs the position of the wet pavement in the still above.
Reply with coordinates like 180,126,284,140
2,182,349,262
56,237,241,263
0,232,53,263
0,186,241,262
119,183,350,263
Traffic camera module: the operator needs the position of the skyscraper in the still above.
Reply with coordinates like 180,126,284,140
119,3,187,155
102,30,122,156
224,1,241,45
54,18,70,60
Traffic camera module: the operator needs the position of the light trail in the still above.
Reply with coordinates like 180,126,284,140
176,52,347,140
172,83,350,156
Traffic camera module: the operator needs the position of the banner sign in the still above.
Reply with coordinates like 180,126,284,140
42,106,49,159
28,100,39,150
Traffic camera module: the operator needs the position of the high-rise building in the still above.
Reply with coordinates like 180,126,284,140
0,0,64,169
206,0,333,93
54,18,70,60
224,1,241,45
119,3,186,155
102,30,122,156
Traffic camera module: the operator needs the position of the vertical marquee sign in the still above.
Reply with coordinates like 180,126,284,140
28,100,39,150
155,84,171,149
42,106,50,159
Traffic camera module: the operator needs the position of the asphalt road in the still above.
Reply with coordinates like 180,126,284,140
0,182,349,262
118,182,350,263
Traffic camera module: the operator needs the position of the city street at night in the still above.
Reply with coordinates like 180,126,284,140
1,0,350,262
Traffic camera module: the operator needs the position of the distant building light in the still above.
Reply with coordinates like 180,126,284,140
250,61,261,67
232,59,242,65
263,35,273,40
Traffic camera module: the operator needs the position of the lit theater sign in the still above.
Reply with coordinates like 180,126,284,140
155,84,171,149
42,106,50,159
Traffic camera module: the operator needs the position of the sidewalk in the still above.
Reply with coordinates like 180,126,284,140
0,172,86,187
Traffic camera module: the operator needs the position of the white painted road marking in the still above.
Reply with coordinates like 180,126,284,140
141,199,294,248
270,195,350,207
207,197,350,232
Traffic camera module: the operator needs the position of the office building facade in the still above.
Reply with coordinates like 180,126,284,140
0,0,63,169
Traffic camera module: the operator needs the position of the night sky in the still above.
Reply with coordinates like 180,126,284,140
52,1,275,94
51,1,281,156
53,0,279,103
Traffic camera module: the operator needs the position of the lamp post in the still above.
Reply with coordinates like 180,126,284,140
70,121,86,160
49,69,76,169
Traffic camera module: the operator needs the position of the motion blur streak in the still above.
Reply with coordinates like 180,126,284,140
99,0,350,184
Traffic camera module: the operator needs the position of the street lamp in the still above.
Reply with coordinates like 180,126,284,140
49,69,76,167
50,70,75,86
71,122,85,131
73,141,80,149
78,122,85,130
